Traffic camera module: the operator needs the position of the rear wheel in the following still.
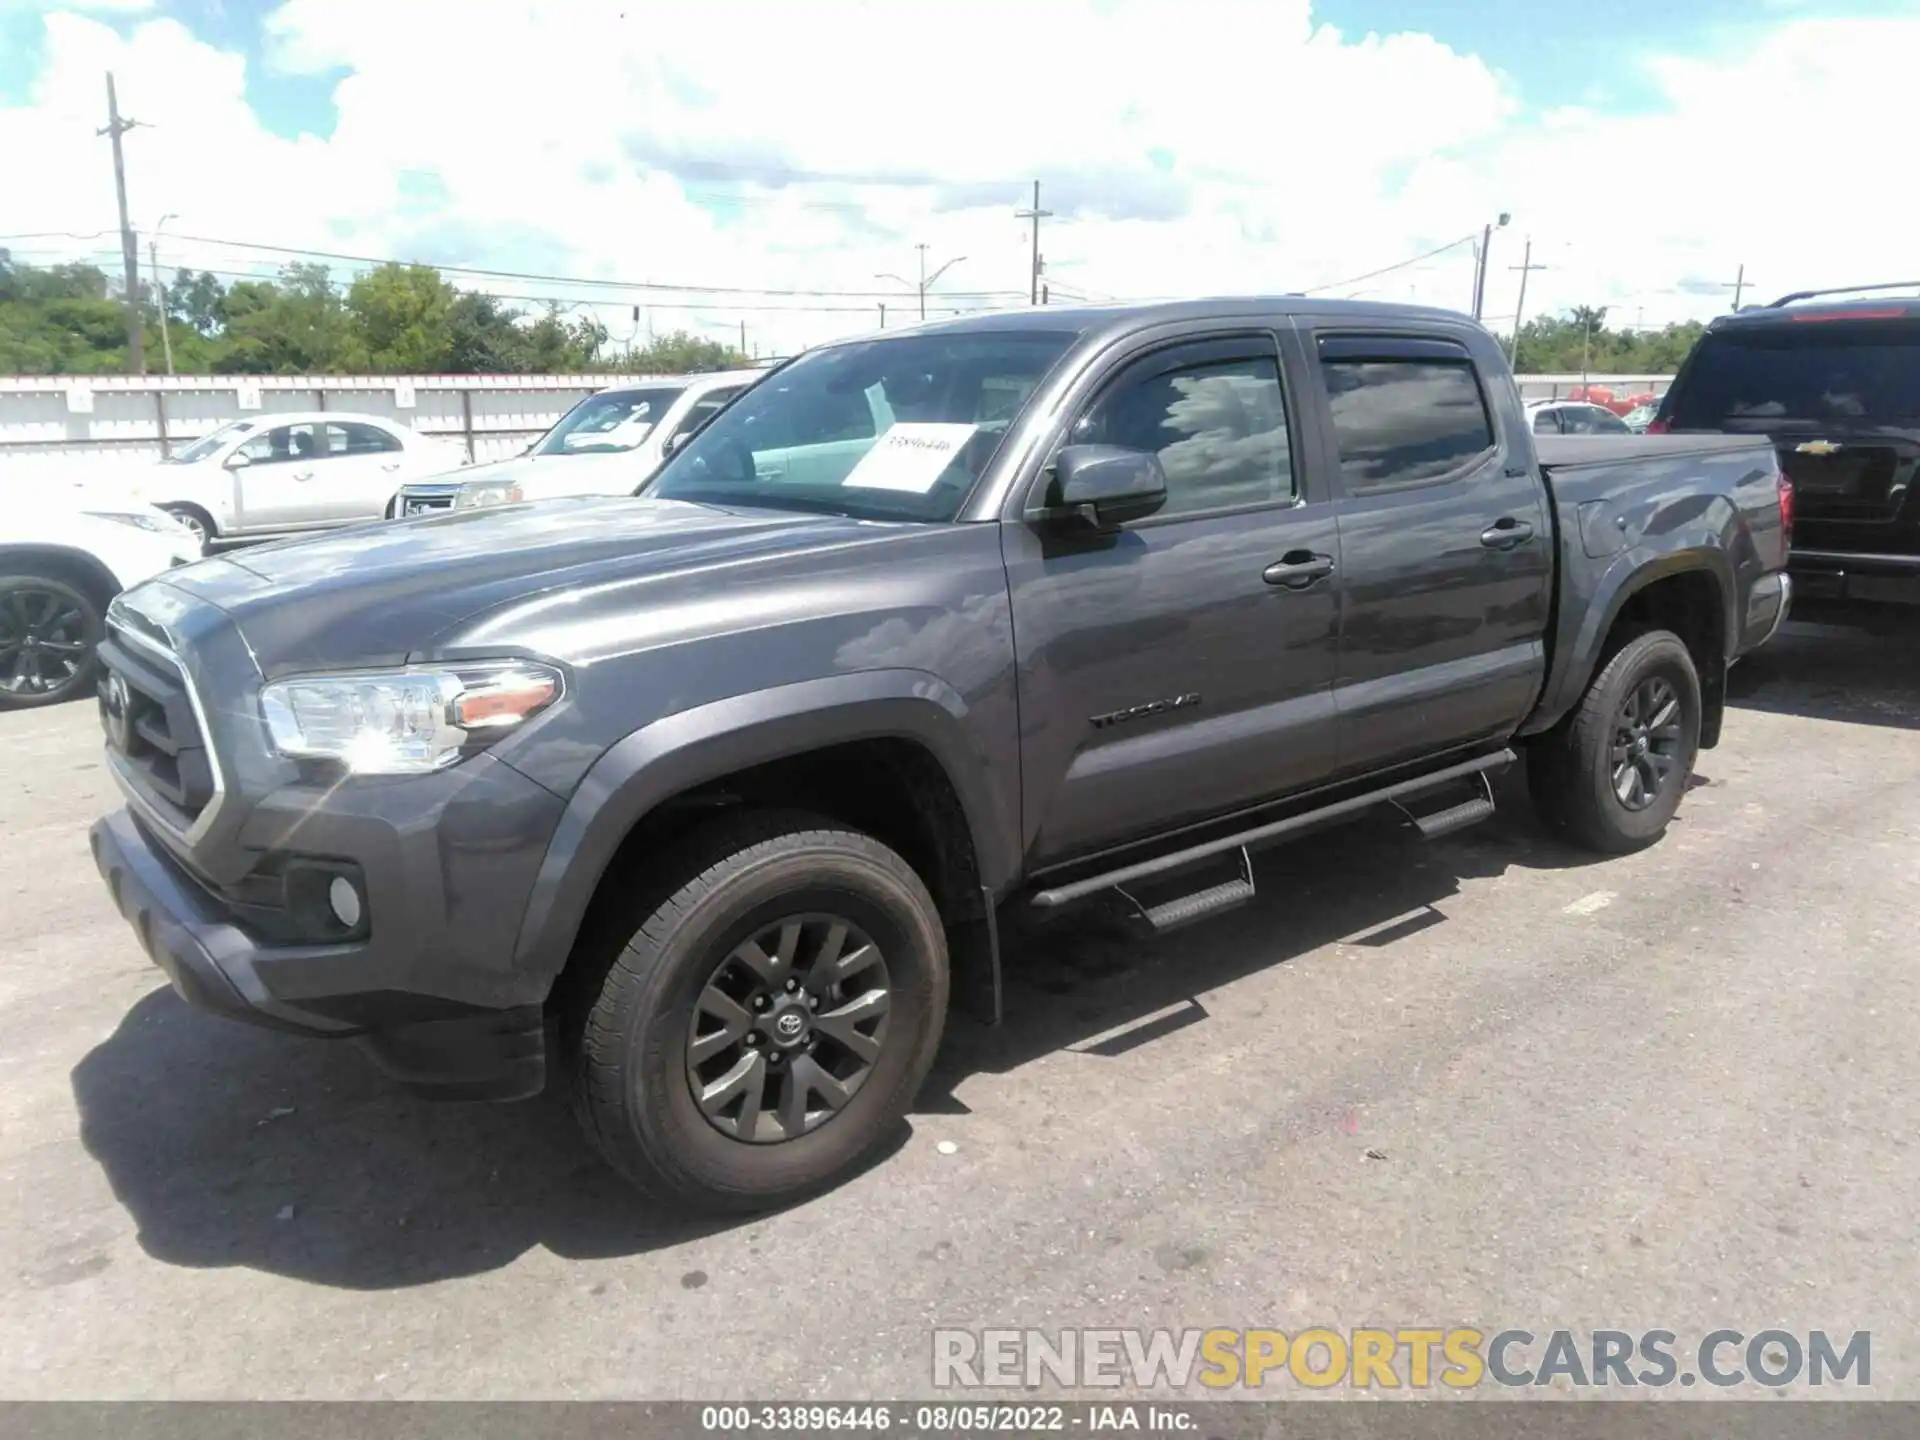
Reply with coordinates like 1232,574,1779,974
1529,629,1701,854
161,505,213,551
559,810,949,1212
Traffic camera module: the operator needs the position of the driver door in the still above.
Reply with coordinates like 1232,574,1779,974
230,422,325,533
1003,331,1343,865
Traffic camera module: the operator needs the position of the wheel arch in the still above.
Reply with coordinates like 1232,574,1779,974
512,670,1016,993
0,544,124,610
1525,545,1734,746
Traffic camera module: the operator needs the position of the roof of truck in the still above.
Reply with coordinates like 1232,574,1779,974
844,296,1480,346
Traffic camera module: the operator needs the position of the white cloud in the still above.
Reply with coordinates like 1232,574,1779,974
5,2,1919,361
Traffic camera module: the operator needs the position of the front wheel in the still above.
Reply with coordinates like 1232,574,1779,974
1529,629,1702,854
559,810,949,1212
0,574,104,710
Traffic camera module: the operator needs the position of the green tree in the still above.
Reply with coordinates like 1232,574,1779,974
168,268,226,335
219,263,367,374
346,262,458,372
624,328,749,373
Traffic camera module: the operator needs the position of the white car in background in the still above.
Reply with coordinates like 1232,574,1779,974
1525,398,1634,435
393,369,763,516
74,411,465,548
0,494,201,710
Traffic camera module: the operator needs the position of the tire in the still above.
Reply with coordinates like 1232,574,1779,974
1528,629,1702,854
161,505,214,551
559,809,949,1212
0,574,105,711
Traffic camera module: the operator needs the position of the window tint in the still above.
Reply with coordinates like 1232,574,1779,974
1532,408,1562,435
1321,357,1496,490
326,421,403,455
1666,321,1920,427
1072,352,1295,515
237,422,321,466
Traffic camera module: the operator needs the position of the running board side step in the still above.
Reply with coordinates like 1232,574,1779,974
1028,749,1515,911
1398,770,1498,841
1115,848,1256,935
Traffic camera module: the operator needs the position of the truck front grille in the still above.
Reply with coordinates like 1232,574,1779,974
98,625,217,829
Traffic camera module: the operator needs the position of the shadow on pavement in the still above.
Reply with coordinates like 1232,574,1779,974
69,992,772,1289
69,763,1598,1289
924,764,1606,1107
1727,617,1920,731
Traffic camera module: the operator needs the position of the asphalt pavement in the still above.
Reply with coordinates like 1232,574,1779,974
1,619,1916,1400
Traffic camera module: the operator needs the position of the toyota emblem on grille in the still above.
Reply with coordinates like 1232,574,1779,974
102,673,132,751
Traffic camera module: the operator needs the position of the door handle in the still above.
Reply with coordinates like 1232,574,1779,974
1263,551,1335,589
380,461,402,472
1480,517,1534,549
291,470,314,482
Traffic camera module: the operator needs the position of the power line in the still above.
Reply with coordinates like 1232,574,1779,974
1,228,1027,301
1303,233,1479,297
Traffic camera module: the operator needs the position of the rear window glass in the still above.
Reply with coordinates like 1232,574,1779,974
1667,321,1920,427
1321,358,1496,490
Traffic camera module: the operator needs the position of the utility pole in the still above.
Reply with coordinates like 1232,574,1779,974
1724,263,1749,312
1508,238,1547,365
878,302,886,330
739,319,747,356
1015,180,1052,306
98,72,146,375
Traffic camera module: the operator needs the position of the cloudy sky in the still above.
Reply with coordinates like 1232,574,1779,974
2,0,1917,359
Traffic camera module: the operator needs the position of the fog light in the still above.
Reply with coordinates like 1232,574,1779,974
328,875,364,929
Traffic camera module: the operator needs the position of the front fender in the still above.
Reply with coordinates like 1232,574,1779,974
509,668,1017,982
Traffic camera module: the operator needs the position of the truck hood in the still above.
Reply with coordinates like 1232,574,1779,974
414,448,651,490
158,496,890,676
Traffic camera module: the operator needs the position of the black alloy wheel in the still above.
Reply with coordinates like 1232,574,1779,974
1610,674,1684,812
686,915,892,1144
0,578,100,706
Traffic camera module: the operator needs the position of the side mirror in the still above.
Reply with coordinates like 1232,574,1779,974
224,451,252,470
1032,444,1167,530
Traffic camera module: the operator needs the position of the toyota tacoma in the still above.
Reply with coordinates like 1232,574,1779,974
89,299,1792,1210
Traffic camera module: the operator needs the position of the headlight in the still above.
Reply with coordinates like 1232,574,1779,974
84,510,180,534
453,480,524,510
259,662,562,775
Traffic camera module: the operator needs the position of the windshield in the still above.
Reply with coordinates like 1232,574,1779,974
643,331,1077,522
534,387,686,455
1667,321,1920,429
167,419,257,464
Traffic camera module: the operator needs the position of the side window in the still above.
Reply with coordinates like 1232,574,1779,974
1071,350,1296,516
668,387,742,445
1321,357,1496,491
328,422,403,455
1532,409,1562,435
1589,406,1630,434
237,423,321,466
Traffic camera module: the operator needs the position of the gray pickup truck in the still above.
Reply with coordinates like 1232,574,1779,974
88,299,1791,1211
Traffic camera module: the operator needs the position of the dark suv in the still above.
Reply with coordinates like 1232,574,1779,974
1654,283,1920,611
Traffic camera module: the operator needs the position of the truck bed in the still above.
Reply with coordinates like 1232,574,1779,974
1533,433,1775,469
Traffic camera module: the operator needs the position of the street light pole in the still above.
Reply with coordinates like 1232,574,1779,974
1471,211,1511,322
877,250,965,323
148,212,177,375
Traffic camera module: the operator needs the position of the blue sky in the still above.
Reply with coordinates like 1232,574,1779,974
11,0,1915,140
5,0,1918,352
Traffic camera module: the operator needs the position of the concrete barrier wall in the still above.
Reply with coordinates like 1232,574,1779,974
0,370,1674,473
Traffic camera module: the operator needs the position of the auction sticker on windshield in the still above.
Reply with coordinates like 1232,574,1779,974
841,423,977,493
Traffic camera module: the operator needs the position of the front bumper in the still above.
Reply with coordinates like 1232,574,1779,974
92,808,553,1101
